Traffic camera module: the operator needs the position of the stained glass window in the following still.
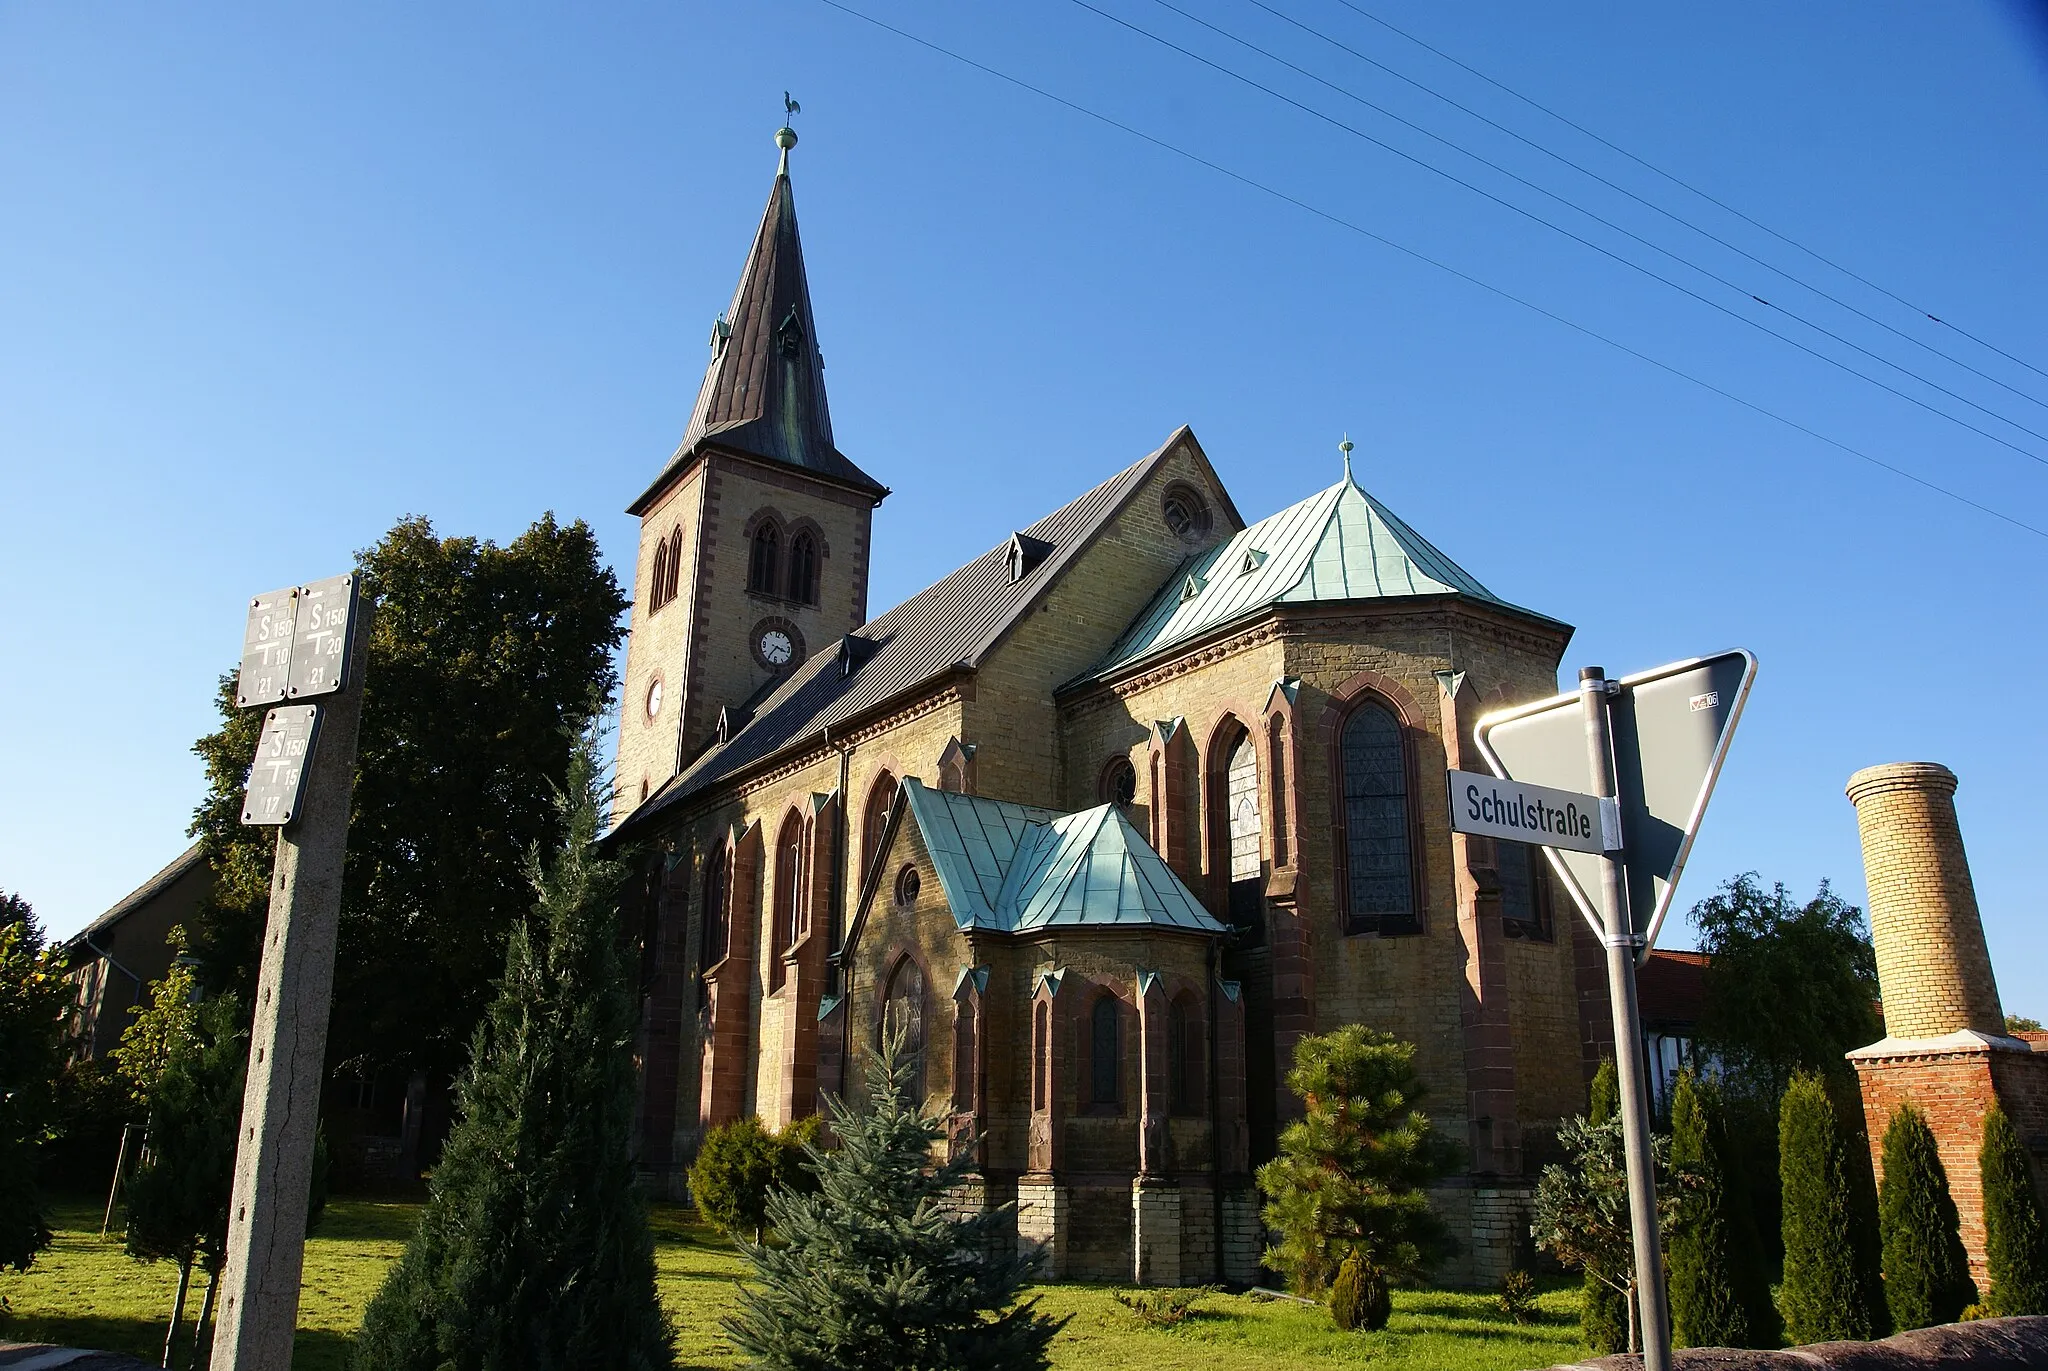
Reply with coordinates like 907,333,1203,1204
1341,701,1417,934
882,958,926,1102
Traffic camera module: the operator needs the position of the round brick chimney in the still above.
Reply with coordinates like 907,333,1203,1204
1845,762,2004,1039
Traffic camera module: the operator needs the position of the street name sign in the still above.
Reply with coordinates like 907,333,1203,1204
236,587,299,707
286,574,360,699
1474,649,1756,953
1446,770,1619,855
241,705,321,826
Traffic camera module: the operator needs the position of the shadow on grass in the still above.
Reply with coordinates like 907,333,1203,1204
0,1313,358,1371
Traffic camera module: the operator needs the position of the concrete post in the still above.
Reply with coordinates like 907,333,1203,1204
210,605,371,1370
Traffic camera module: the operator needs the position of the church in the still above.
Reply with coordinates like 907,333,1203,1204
607,123,1604,1288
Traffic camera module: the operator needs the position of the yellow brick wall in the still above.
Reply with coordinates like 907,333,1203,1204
614,465,706,823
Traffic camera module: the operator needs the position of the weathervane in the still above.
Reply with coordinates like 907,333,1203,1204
777,92,800,175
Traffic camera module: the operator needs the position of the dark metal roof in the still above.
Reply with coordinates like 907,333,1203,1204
613,430,1195,837
63,842,207,953
628,168,885,514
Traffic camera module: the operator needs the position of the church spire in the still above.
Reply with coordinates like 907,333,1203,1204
640,115,886,512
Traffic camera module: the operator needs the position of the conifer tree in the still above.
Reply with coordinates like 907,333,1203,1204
0,893,67,1273
1668,1071,1777,1348
1580,1060,1628,1355
1878,1103,1973,1330
1979,1103,2048,1317
354,741,671,1371
1256,1025,1458,1295
1778,1074,1886,1344
725,1031,1066,1371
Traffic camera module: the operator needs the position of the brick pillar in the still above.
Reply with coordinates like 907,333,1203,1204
701,824,761,1130
1844,761,2046,1290
638,853,693,1184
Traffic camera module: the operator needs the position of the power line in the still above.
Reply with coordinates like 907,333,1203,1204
1230,0,2048,415
1074,0,2048,466
1328,0,2048,388
808,0,2048,542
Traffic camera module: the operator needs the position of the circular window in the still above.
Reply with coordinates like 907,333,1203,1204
1102,757,1138,809
645,677,663,720
1161,484,1212,544
894,863,922,908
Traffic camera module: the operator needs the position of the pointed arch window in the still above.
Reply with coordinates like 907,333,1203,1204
650,535,671,612
1267,713,1291,868
749,521,781,594
1168,993,1204,1115
701,847,730,967
664,525,683,607
787,531,819,605
1031,999,1051,1113
1089,993,1121,1109
862,771,899,887
770,813,803,992
1498,840,1553,941
881,957,926,1102
1338,699,1420,935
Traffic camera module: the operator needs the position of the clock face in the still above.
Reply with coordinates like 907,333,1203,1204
645,678,663,719
758,629,794,666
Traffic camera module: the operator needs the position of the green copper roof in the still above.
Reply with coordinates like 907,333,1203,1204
900,779,1222,935
1088,475,1555,677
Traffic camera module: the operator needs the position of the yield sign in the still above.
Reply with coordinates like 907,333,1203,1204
1474,649,1756,955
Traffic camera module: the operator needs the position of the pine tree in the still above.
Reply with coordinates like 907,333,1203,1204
724,1031,1066,1371
1979,1104,2048,1316
1580,1060,1628,1355
1256,1025,1458,1294
0,893,67,1273
1778,1074,1886,1343
1878,1103,1973,1330
354,742,672,1371
1668,1071,1778,1348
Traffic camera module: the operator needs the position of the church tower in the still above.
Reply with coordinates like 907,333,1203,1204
615,123,887,819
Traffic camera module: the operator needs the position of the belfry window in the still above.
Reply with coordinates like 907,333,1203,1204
787,531,819,605
749,522,780,594
1339,699,1420,935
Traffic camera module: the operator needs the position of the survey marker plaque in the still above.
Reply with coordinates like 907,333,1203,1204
236,586,300,707
1473,649,1756,954
241,705,322,826
286,574,360,700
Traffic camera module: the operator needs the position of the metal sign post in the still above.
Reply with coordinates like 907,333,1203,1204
1472,649,1757,1371
1582,667,1672,1371
210,576,369,1371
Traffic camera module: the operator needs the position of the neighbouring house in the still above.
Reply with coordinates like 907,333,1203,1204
1637,948,1709,1112
62,843,209,1059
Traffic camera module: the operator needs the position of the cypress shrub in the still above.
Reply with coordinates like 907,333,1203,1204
1328,1249,1391,1332
1668,1071,1778,1348
1878,1103,1973,1330
690,1117,785,1243
1581,1059,1629,1355
354,744,672,1371
1778,1073,1887,1344
1981,1103,2048,1316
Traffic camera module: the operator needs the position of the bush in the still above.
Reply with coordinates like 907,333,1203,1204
1111,1285,1215,1326
1497,1269,1539,1325
40,1057,139,1194
1668,1071,1777,1348
690,1117,785,1242
1256,1025,1458,1295
1580,1062,1627,1355
1327,1249,1390,1333
1778,1074,1886,1343
1878,1103,1973,1330
1980,1103,2048,1316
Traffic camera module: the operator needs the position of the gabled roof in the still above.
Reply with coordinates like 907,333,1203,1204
901,779,1222,935
1081,473,1567,681
612,430,1202,838
63,842,207,954
629,154,885,514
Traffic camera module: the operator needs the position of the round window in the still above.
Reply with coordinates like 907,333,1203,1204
1161,484,1212,544
894,863,922,907
1102,757,1138,809
645,677,663,720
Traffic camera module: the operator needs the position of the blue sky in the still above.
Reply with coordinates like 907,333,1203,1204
5,3,2045,1011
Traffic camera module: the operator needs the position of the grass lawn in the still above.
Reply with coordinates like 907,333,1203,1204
2,1197,1588,1370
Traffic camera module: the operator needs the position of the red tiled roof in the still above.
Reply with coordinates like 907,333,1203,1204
1637,948,1708,1029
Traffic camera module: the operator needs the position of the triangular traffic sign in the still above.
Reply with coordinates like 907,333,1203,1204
1474,650,1756,955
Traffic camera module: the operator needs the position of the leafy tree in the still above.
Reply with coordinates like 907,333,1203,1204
1778,1074,1886,1343
2007,1015,2044,1034
1693,875,1880,1100
1667,1071,1777,1348
123,994,247,1364
1577,1060,1628,1354
1878,1103,1973,1330
724,1031,1065,1371
1533,1110,1687,1356
188,514,628,1095
355,740,671,1371
1979,1103,2048,1316
0,891,68,1271
41,1055,141,1193
114,933,201,1099
1256,1025,1459,1295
